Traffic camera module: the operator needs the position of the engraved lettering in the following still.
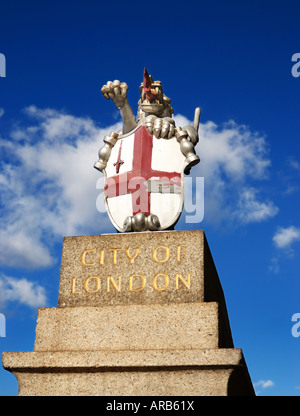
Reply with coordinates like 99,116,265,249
100,248,104,265
153,273,169,290
129,274,146,291
175,273,191,289
71,276,82,294
107,275,121,292
177,244,187,262
153,245,170,263
70,271,192,296
81,248,96,266
109,248,122,264
84,276,101,293
126,247,140,264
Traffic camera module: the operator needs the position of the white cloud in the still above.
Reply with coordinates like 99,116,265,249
0,108,4,118
0,274,47,309
269,257,280,274
0,106,117,268
195,119,271,180
174,115,277,225
284,184,298,195
254,380,275,389
273,226,300,249
0,229,54,268
289,158,300,172
234,188,279,224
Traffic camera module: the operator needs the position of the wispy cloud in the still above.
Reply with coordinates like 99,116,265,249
234,187,278,224
0,106,116,269
269,226,300,272
176,116,278,226
283,184,299,195
0,108,4,118
254,379,275,394
0,274,47,309
269,257,280,274
273,226,300,249
288,157,300,172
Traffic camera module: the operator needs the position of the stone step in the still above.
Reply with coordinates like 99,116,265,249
33,302,233,352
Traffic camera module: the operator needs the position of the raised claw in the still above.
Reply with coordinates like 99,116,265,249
101,84,110,99
101,80,128,110
112,80,121,96
120,82,128,96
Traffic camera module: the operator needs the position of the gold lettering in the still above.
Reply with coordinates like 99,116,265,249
81,248,96,266
153,246,170,263
153,273,169,291
177,244,187,262
126,247,140,264
109,248,122,264
107,275,121,292
71,276,81,294
84,276,101,293
129,274,146,291
175,273,191,289
100,248,104,265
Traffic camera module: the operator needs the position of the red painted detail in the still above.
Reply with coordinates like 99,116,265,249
143,67,156,102
113,139,124,174
105,126,181,216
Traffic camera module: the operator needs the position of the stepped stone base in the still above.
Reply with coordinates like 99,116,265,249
2,230,255,396
2,349,254,396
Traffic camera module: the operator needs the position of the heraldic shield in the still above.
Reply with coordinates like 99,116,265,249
103,123,186,232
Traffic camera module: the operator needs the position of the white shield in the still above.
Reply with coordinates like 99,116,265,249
103,123,186,232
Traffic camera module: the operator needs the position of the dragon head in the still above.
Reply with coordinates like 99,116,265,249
138,67,174,119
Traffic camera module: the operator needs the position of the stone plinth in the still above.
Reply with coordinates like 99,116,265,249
2,230,255,396
33,303,221,351
58,230,228,308
2,349,253,396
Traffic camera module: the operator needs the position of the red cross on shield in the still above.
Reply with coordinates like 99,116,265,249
103,124,186,232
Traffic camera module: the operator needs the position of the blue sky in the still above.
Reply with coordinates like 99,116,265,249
0,0,300,396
